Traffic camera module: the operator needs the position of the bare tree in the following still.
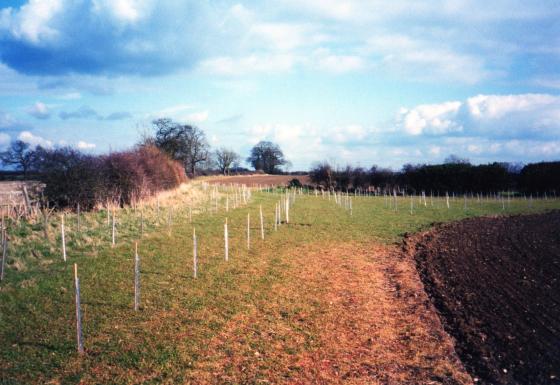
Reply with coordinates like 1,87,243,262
0,140,35,177
152,118,209,176
215,148,240,175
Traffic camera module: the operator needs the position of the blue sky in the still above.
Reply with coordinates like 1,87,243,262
0,0,559,170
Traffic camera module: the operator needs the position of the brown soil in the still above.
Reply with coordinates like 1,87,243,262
204,174,310,187
407,211,560,384
190,242,471,384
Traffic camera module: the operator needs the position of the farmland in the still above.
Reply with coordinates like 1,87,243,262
204,174,310,187
0,177,559,384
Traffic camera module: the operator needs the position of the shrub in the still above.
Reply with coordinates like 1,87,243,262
31,145,186,209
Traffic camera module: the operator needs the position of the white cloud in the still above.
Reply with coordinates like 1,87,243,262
200,54,295,75
185,110,209,123
17,131,52,148
429,146,441,156
312,49,365,73
367,34,490,84
28,101,51,119
150,105,208,124
398,101,462,135
155,104,195,116
0,133,10,149
77,140,96,149
57,92,82,100
0,110,22,129
7,0,64,43
92,0,155,24
397,94,560,139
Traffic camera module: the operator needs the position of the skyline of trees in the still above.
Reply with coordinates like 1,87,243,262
1,121,559,197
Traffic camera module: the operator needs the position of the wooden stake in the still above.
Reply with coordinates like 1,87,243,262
224,220,229,261
111,209,116,247
285,197,290,224
140,208,144,237
77,203,81,234
193,228,197,279
259,205,264,240
247,213,250,250
61,214,67,262
1,229,7,281
274,203,278,231
134,242,140,311
74,263,84,354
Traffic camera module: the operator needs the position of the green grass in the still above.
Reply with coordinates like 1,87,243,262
0,186,558,384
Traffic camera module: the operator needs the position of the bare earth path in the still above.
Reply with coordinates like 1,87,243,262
189,241,472,384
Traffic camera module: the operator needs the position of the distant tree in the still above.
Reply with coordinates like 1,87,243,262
247,141,287,174
444,154,470,164
519,161,560,194
309,161,333,188
215,148,240,175
0,140,35,177
152,118,209,176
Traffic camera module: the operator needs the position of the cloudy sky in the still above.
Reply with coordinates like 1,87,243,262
0,0,559,170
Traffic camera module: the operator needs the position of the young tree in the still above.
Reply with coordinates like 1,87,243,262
215,148,240,175
309,161,333,188
0,140,35,177
152,118,209,176
247,141,287,174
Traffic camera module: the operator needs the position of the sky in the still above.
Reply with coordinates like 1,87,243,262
0,0,559,170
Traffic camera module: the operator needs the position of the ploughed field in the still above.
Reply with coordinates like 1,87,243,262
204,174,310,187
411,211,560,384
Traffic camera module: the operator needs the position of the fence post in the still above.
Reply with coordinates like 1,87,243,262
74,263,84,354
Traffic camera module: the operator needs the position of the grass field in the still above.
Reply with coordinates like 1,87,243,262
1,182,558,384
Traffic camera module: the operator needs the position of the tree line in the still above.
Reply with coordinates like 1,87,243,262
1,117,559,207
0,118,290,208
309,157,560,195
142,118,288,176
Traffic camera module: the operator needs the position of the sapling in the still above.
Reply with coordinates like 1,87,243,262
134,242,140,311
61,214,67,262
247,213,250,250
224,219,229,261
1,228,7,281
193,228,198,279
259,205,264,240
74,264,84,354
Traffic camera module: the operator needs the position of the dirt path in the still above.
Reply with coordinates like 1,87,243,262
189,242,472,384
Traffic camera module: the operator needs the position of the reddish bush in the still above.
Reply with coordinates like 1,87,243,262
31,145,186,209
103,145,187,205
